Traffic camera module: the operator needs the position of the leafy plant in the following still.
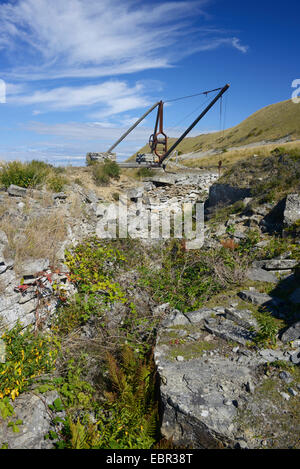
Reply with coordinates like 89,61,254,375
55,238,127,334
0,323,59,401
53,356,95,412
136,167,154,178
7,419,23,433
226,224,235,234
238,230,260,254
253,308,282,347
49,346,159,449
0,397,14,420
139,240,246,312
258,237,299,260
0,160,51,188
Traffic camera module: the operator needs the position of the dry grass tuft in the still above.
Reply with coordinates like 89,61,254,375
0,210,67,272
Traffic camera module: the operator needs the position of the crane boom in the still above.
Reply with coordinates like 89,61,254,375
107,101,160,153
158,83,230,167
87,84,230,167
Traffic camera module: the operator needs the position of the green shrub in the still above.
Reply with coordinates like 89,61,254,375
258,237,300,260
252,308,283,347
138,240,247,312
55,238,127,334
0,160,51,188
92,160,120,186
53,347,158,449
46,175,68,192
238,230,260,254
92,166,110,185
136,167,153,178
0,323,59,401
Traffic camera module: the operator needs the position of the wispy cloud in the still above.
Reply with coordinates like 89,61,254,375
24,121,159,142
9,80,150,117
0,0,202,80
24,120,204,142
0,0,248,82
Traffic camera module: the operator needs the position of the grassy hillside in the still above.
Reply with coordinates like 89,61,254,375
219,146,300,200
128,98,300,160
184,141,300,170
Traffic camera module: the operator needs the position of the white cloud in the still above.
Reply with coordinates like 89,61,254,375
0,0,248,81
0,0,202,80
24,121,154,142
5,82,27,95
1,120,216,165
231,37,249,54
10,80,150,116
24,121,204,143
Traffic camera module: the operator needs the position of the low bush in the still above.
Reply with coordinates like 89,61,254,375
139,239,247,312
44,347,158,449
0,160,51,188
92,160,120,186
46,175,68,192
0,323,59,401
252,308,284,347
136,167,154,178
55,238,127,334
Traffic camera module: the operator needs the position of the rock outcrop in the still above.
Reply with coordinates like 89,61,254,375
154,305,299,449
208,183,251,209
283,193,300,227
0,391,61,449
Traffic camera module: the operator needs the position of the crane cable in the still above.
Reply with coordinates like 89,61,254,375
147,86,224,132
164,87,223,103
166,94,212,131
219,92,228,142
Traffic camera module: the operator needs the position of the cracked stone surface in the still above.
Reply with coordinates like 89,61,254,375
154,304,300,449
0,391,61,449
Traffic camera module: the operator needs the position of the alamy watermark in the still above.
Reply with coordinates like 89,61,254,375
96,195,204,250
291,79,300,104
0,79,6,104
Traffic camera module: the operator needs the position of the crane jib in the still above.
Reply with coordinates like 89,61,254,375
92,84,230,168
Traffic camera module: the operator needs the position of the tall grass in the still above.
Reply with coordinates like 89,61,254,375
0,211,67,272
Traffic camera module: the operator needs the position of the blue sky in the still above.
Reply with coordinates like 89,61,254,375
0,0,299,165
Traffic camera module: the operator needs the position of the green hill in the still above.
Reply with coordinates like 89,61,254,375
128,99,300,160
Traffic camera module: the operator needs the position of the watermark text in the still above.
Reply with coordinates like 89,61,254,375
292,79,300,104
96,195,205,249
